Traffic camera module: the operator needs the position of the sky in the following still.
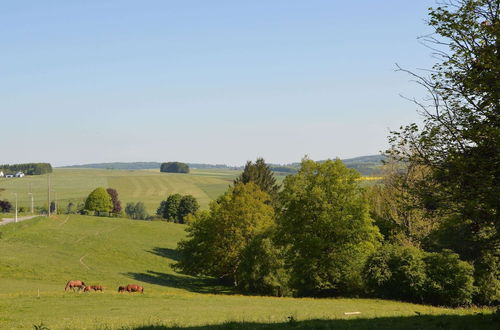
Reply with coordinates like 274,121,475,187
0,0,438,166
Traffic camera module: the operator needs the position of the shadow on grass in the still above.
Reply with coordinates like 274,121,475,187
130,314,498,330
148,247,180,262
123,270,234,294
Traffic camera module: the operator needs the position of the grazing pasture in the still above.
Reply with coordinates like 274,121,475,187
0,215,495,329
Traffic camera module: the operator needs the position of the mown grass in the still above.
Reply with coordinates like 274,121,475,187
0,168,238,213
0,215,495,329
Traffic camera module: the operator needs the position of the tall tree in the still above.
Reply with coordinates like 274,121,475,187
277,158,381,296
234,158,279,200
389,0,499,304
175,182,274,285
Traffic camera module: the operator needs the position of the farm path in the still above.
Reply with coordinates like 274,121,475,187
0,215,41,225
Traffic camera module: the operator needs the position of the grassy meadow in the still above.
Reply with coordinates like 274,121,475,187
0,215,496,329
0,168,242,214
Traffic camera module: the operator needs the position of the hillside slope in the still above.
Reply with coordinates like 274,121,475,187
0,215,495,329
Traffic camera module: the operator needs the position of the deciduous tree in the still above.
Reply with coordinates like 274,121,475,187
84,187,113,214
277,158,381,296
175,183,274,285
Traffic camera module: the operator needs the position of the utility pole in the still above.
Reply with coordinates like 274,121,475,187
14,193,18,223
54,191,57,214
47,175,51,217
28,192,34,214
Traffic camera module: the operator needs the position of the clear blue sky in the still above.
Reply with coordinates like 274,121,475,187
0,0,437,166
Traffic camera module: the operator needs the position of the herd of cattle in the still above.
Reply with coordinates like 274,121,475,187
64,280,144,293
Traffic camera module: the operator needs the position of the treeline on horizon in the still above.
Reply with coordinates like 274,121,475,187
0,163,52,175
57,155,385,176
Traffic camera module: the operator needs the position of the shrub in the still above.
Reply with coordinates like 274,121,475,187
0,200,12,213
125,202,148,220
364,244,427,302
106,188,122,214
424,250,475,306
473,252,500,305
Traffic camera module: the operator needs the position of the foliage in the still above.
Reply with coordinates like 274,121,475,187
160,162,190,173
125,202,148,220
106,188,122,214
84,187,113,214
175,183,274,285
50,201,56,214
364,244,427,302
365,246,475,306
473,251,500,305
161,194,182,222
388,0,500,305
178,195,200,224
0,163,52,175
424,250,475,307
235,230,290,296
277,158,381,296
66,202,76,214
234,158,279,200
157,194,199,223
364,161,436,246
0,200,13,213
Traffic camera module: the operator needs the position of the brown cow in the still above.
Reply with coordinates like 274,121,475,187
118,284,144,293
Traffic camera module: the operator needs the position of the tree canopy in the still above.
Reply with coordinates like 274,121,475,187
84,187,113,214
175,182,274,285
106,188,122,215
277,158,381,296
234,158,279,199
160,162,190,173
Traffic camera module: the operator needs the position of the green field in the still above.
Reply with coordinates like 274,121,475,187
0,215,495,329
0,168,243,214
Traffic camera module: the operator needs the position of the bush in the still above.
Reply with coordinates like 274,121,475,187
125,202,148,220
80,209,93,216
424,250,475,306
473,252,500,305
0,200,12,213
364,244,427,302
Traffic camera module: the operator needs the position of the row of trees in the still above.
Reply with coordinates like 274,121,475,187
156,194,199,223
0,163,52,175
175,157,484,305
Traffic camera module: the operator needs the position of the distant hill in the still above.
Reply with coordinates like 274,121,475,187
60,162,239,170
59,154,385,176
